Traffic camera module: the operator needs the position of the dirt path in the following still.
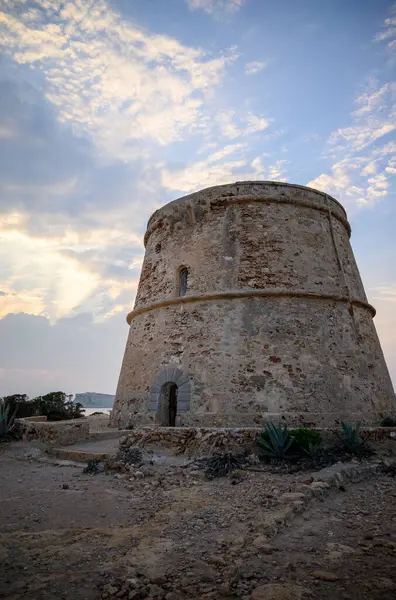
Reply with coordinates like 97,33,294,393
1,441,395,599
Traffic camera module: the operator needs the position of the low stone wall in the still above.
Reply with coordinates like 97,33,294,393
120,427,261,456
120,426,396,456
17,418,90,447
257,457,392,538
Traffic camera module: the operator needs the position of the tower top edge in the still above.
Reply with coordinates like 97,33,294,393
147,181,347,229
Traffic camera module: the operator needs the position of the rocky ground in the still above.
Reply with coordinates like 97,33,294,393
0,440,395,600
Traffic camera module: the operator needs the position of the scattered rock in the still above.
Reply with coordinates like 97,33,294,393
252,535,277,554
310,570,339,582
208,554,226,566
148,583,165,597
251,583,307,600
280,492,306,502
151,576,167,585
102,584,119,598
61,483,69,490
375,577,396,590
310,481,330,490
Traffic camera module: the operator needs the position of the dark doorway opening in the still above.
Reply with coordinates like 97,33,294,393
168,383,177,427
158,382,178,426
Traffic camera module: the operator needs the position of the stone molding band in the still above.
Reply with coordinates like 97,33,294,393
126,289,376,324
144,194,351,247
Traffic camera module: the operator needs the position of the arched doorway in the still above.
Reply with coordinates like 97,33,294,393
168,383,177,426
158,382,178,426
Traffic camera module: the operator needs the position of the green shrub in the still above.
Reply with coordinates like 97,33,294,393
289,427,322,451
31,392,84,421
2,392,84,422
3,394,38,419
302,441,323,464
257,421,294,459
334,421,367,455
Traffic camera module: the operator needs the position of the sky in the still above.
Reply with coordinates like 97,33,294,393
0,0,395,398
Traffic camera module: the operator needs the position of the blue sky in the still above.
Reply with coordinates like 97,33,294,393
0,0,395,397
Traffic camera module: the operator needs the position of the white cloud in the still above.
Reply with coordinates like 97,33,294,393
186,0,246,16
361,160,378,175
268,159,288,181
307,158,359,196
307,151,394,208
0,0,235,158
328,80,395,153
244,61,266,75
330,122,395,153
161,144,287,193
385,156,396,174
307,34,396,212
216,110,270,139
353,83,391,117
374,5,396,55
367,173,389,197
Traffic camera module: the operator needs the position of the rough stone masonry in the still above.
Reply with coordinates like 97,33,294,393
111,181,396,428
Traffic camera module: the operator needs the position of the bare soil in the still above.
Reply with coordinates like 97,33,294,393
0,441,395,600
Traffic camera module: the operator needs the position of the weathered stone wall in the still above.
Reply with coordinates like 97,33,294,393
112,182,395,428
17,418,90,447
120,426,396,457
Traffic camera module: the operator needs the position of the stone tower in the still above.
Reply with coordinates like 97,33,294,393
112,181,395,428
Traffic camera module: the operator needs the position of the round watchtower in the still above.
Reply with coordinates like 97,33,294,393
112,181,395,428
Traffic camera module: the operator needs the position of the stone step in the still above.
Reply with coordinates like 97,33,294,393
88,429,130,441
49,437,120,462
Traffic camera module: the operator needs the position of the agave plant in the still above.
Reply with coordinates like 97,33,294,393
0,398,19,439
334,421,364,455
302,441,323,465
257,421,294,459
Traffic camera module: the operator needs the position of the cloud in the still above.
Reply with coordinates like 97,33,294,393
307,158,359,196
186,0,246,17
307,152,394,207
161,144,287,193
244,61,266,75
0,312,127,397
0,0,234,158
306,12,396,214
0,1,278,326
215,110,271,139
268,159,288,181
374,4,396,55
329,82,395,153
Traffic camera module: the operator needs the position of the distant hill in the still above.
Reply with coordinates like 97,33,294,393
74,392,115,408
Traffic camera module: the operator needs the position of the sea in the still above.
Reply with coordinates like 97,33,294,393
83,407,113,416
